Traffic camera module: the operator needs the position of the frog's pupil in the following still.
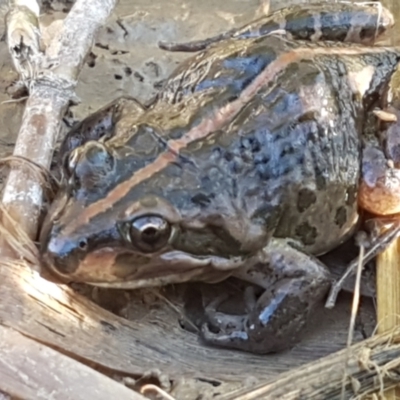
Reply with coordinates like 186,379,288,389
142,226,159,243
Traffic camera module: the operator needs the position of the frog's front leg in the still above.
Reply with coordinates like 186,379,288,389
359,65,400,216
201,238,331,354
359,134,400,216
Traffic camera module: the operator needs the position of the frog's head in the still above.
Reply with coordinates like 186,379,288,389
40,123,267,288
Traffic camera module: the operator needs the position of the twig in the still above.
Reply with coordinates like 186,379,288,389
325,222,400,309
140,384,177,400
0,0,117,247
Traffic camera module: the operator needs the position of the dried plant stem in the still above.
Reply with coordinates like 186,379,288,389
0,323,144,400
340,244,365,400
376,238,400,399
376,1,400,399
0,0,117,250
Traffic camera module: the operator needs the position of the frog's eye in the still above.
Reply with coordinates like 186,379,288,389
129,215,171,253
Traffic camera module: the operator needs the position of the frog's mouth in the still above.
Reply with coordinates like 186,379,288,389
41,245,246,289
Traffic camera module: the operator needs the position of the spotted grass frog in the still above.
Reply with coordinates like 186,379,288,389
39,2,400,353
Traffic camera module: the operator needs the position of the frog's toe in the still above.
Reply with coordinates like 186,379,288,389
200,322,250,349
206,312,247,333
203,295,246,332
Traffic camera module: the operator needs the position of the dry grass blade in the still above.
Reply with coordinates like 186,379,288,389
0,324,146,400
340,239,365,400
0,154,59,197
326,222,400,308
0,0,117,245
140,384,177,400
219,328,400,399
0,204,39,265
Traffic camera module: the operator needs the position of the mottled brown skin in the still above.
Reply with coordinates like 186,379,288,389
40,4,400,354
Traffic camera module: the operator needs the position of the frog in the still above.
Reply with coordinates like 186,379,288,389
39,2,400,354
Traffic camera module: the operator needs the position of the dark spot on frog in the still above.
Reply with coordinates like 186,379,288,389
124,67,132,76
297,188,317,212
280,143,296,158
285,11,316,40
360,25,385,41
240,136,261,153
346,185,357,206
320,13,347,42
298,110,317,123
191,192,213,207
282,61,300,79
252,203,281,230
114,74,123,80
259,21,280,36
254,153,269,165
335,206,347,228
295,222,317,246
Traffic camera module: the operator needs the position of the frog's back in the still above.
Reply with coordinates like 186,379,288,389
173,45,400,255
107,38,400,256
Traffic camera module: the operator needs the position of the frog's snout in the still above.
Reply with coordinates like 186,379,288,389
40,229,84,278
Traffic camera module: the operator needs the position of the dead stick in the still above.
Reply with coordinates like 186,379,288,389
0,324,144,400
0,0,117,244
3,258,400,397
376,1,400,400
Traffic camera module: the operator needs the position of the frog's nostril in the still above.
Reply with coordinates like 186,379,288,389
78,239,88,250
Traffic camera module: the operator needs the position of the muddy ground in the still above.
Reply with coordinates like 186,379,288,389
0,0,388,398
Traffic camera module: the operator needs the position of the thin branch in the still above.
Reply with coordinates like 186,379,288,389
1,0,116,245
